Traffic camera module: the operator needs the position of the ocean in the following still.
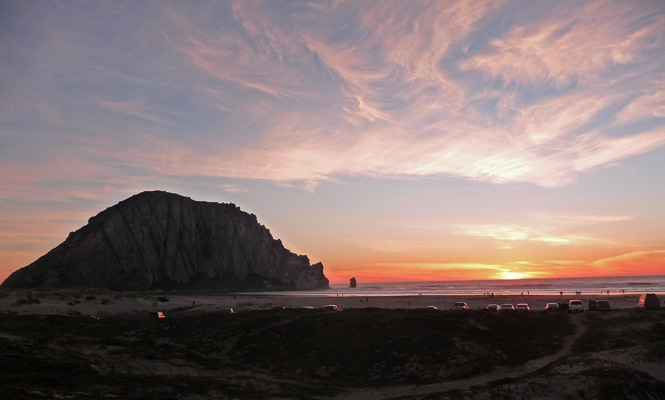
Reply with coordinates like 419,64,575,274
243,275,665,297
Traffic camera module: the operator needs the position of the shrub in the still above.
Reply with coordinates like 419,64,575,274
11,297,41,306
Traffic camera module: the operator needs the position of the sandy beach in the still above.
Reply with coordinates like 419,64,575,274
1,288,664,399
0,288,648,317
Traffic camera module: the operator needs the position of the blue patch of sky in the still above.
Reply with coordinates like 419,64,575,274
513,80,579,105
627,6,665,31
562,103,626,138
567,146,665,217
294,47,344,95
0,124,82,163
607,118,665,138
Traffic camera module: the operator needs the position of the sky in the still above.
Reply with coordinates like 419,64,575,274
1,0,665,285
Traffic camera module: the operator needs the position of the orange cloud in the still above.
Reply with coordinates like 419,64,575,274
590,251,665,276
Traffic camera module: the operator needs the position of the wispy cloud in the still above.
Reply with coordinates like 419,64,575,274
460,1,665,87
358,1,499,85
122,1,664,190
530,212,633,225
455,224,589,246
99,100,182,125
590,250,665,275
615,77,665,124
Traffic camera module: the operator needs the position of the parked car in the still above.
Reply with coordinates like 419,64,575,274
218,308,235,314
596,300,611,311
545,303,560,311
637,293,660,310
323,304,339,311
589,299,611,311
515,303,530,311
486,304,500,311
452,302,470,310
148,311,165,319
423,306,440,311
500,304,515,311
568,299,584,313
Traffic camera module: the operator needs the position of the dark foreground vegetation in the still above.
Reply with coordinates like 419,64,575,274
1,308,664,399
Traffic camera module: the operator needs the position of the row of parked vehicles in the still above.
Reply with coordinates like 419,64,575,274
480,299,588,312
478,293,661,312
451,301,581,312
148,294,661,318
270,295,663,314
484,303,549,311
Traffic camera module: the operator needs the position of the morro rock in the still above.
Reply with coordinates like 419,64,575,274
1,191,329,291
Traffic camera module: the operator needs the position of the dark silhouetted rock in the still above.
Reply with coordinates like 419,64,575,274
349,277,356,288
1,191,329,291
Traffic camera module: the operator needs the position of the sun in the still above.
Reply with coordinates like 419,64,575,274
498,271,529,280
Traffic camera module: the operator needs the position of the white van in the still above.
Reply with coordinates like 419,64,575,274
568,299,584,313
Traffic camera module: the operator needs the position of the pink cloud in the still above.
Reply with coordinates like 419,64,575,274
128,1,663,190
615,78,665,124
300,35,393,125
460,1,665,87
162,6,306,99
358,1,500,84
6,1,663,197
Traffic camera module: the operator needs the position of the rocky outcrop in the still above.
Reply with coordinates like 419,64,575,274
1,191,329,291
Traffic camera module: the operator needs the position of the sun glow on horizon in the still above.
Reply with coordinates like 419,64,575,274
496,271,531,280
